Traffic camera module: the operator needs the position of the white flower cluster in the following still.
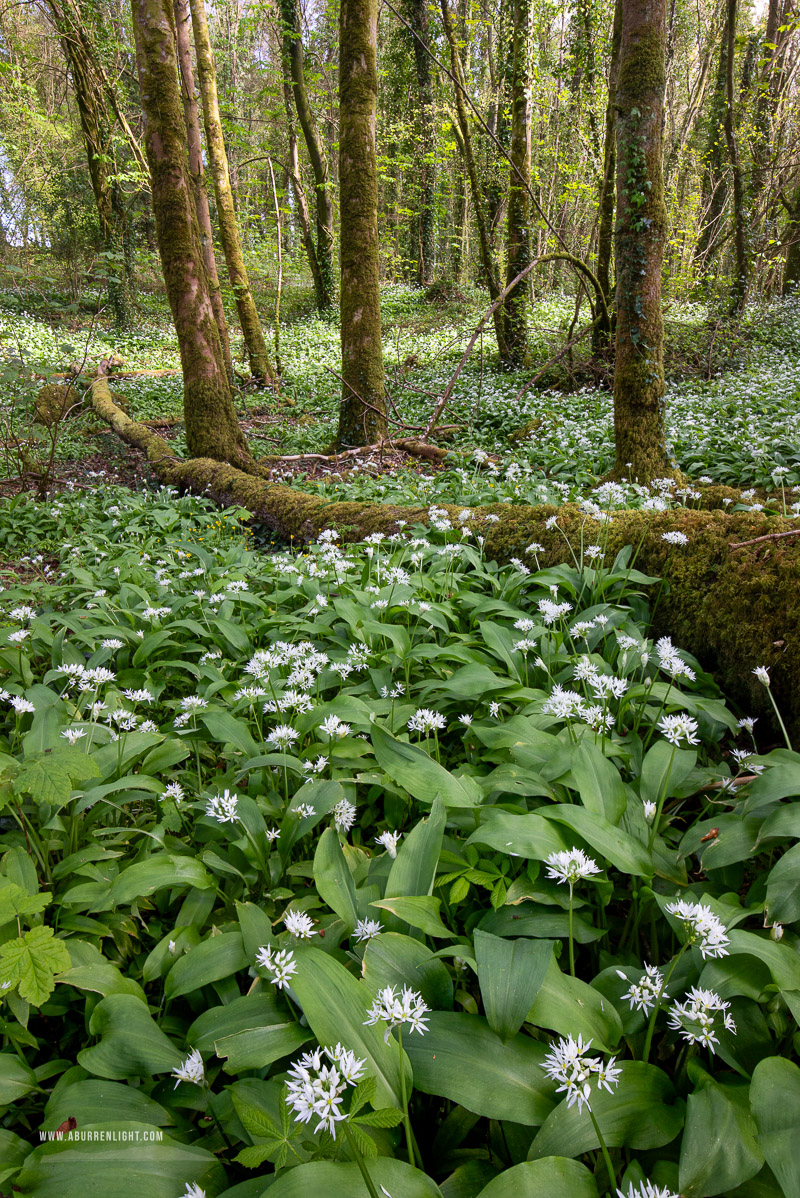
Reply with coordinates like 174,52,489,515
664,898,730,959
542,1034,621,1114
172,1048,205,1089
255,945,298,989
407,707,446,734
364,985,430,1041
667,985,737,1051
545,848,601,887
618,963,667,1014
285,1044,367,1138
617,1183,679,1198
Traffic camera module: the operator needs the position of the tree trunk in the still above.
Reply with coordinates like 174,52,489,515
189,0,275,382
131,0,251,465
280,0,336,310
281,68,326,305
440,0,507,356
336,0,387,447
784,187,800,296
724,0,748,313
405,0,436,286
612,0,672,482
173,0,233,382
501,0,531,364
693,13,729,274
593,0,621,351
450,125,468,282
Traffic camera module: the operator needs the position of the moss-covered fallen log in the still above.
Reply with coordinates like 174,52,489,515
90,378,800,741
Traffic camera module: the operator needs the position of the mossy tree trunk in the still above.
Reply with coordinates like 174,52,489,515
281,67,325,306
131,0,251,465
48,0,131,326
693,14,729,277
723,0,749,314
783,186,800,295
189,0,275,383
404,0,436,287
280,0,335,311
173,0,233,382
593,0,621,351
501,0,531,365
612,0,672,482
336,0,387,448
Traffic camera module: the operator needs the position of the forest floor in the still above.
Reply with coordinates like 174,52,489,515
1,259,799,512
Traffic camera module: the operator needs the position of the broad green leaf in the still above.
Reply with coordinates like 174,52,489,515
474,931,552,1042
78,994,182,1080
165,931,248,999
43,1079,172,1130
201,710,260,757
568,740,628,823
215,1022,313,1072
371,725,480,808
0,925,71,1006
385,795,446,904
640,742,697,809
466,809,570,859
765,842,800,923
14,1124,226,1198
526,956,622,1051
419,663,512,701
363,933,453,1010
13,755,71,805
476,1158,599,1198
314,828,359,932
109,855,212,905
744,762,800,813
187,993,288,1052
539,805,652,875
750,1056,800,1198
404,1011,556,1126
58,939,145,1000
725,929,800,1021
679,1072,762,1196
291,946,404,1107
370,895,453,938
530,1062,683,1158
266,1157,443,1197
0,1053,37,1105
0,882,49,926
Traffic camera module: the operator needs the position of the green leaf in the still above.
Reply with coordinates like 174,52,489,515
568,740,628,823
14,1124,226,1198
109,855,212,906
530,1062,683,1158
216,1022,313,1073
0,882,49,926
679,1072,763,1196
164,931,248,999
0,1053,37,1105
78,994,182,1080
474,931,552,1043
43,1079,172,1130
265,1157,443,1197
291,946,405,1108
404,1011,556,1126
466,809,570,859
539,805,652,875
640,741,697,809
371,725,480,808
363,933,453,1011
765,842,800,923
385,795,446,913
201,710,260,757
0,925,71,1006
314,828,359,932
14,756,72,805
526,956,622,1051
750,1056,800,1198
353,1105,404,1127
370,895,453,938
187,992,288,1052
475,1158,599,1198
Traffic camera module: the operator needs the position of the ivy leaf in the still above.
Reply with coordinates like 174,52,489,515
0,925,72,1006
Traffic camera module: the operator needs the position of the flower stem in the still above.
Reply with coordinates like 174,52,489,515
568,883,576,977
344,1120,380,1198
767,688,793,751
397,1027,416,1167
642,942,687,1064
589,1108,615,1191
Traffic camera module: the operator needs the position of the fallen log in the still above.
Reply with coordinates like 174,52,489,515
89,378,800,743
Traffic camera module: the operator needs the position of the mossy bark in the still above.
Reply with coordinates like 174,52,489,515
612,0,672,482
189,0,275,383
593,0,621,351
404,0,436,287
783,186,800,296
501,0,532,365
337,0,387,448
723,0,749,314
280,0,335,311
173,0,233,382
131,0,251,465
693,19,729,275
91,371,800,748
281,70,325,306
